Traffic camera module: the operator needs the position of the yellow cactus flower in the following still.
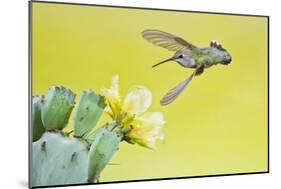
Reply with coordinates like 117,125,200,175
100,75,121,119
101,75,165,149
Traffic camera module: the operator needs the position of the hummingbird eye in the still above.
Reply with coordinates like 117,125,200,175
178,54,184,58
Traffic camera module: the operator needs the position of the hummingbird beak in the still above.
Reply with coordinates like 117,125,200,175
152,56,176,68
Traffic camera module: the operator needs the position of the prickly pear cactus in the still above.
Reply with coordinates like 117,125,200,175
32,132,89,186
31,86,122,187
31,79,165,187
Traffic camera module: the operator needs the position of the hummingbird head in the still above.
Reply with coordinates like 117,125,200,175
173,51,197,68
152,51,196,68
210,40,232,65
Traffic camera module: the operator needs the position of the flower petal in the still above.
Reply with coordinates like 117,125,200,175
100,75,121,118
138,112,166,131
123,86,152,115
127,112,165,149
110,75,119,100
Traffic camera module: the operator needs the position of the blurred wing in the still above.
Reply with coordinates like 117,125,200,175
142,29,197,51
160,67,203,105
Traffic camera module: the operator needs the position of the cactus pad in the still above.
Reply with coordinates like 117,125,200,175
41,86,75,130
32,132,89,187
73,90,106,137
88,127,121,182
32,96,45,141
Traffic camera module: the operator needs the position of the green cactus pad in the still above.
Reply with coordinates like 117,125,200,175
32,96,45,141
41,86,75,130
88,127,121,182
32,132,88,187
73,90,106,137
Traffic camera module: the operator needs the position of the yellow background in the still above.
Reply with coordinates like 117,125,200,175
32,2,268,182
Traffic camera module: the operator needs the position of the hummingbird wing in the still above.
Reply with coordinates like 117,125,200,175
160,66,203,105
142,29,197,52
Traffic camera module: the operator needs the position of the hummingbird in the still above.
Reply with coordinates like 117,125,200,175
142,29,232,106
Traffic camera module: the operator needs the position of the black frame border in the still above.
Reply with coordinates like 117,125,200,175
28,0,270,188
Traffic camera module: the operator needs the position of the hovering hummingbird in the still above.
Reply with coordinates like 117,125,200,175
142,29,232,106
